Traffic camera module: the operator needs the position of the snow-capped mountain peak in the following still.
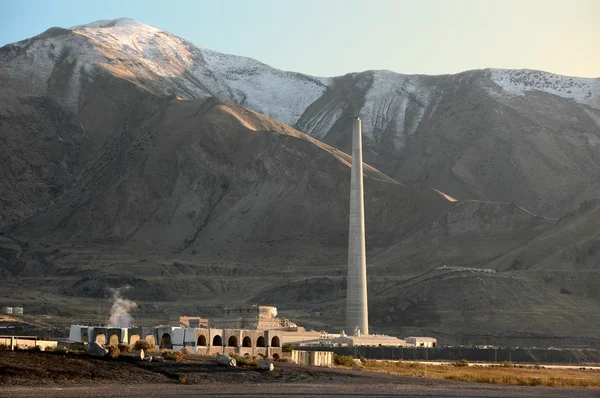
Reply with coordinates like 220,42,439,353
489,69,600,106
70,17,152,30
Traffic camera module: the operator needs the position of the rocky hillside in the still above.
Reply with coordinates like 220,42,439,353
2,18,599,216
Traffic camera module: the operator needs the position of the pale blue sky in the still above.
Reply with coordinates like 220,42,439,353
1,0,598,77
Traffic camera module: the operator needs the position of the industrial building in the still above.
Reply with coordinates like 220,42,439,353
331,333,406,347
69,324,283,358
405,336,437,347
1,306,23,315
171,315,209,328
65,119,437,353
211,305,297,330
0,335,57,351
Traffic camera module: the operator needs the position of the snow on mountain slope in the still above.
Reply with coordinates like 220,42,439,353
361,70,435,146
198,49,329,126
490,69,600,107
5,18,598,138
70,18,327,125
74,18,192,77
0,27,104,111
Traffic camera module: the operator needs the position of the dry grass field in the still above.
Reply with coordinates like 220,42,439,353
356,359,600,388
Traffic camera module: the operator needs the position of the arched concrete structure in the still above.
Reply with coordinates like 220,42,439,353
161,333,172,349
271,336,281,347
197,335,207,346
242,336,252,347
95,333,106,345
109,334,119,346
257,336,265,347
129,334,141,346
212,335,222,346
145,334,156,346
227,335,238,347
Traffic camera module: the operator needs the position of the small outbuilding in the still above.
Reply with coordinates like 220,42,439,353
405,336,437,348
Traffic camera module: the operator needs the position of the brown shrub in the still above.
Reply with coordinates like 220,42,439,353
234,355,259,367
106,345,120,359
334,355,355,367
118,343,132,353
161,349,184,361
180,347,191,356
134,340,155,351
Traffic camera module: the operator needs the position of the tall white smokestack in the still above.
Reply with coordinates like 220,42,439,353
346,117,369,335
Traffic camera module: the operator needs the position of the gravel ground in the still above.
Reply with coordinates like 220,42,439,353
0,351,598,398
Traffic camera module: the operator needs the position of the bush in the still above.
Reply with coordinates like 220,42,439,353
180,347,191,356
282,343,294,352
352,362,364,371
334,355,355,367
106,345,120,359
454,359,469,367
134,340,155,351
161,349,184,361
29,346,42,352
0,344,9,351
234,355,259,367
274,357,294,363
118,343,132,353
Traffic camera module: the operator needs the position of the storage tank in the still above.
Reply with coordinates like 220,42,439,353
0,307,12,315
12,307,23,315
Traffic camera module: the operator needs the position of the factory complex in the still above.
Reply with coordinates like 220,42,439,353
68,118,436,355
70,304,434,354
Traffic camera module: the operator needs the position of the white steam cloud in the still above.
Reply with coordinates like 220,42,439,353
108,286,137,328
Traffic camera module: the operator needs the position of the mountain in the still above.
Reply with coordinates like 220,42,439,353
0,18,599,345
3,18,599,216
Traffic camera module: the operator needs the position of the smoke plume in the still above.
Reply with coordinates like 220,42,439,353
108,286,137,327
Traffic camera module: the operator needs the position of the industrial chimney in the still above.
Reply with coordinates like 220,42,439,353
346,117,369,335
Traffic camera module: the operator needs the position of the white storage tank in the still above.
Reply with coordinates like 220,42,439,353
12,307,24,315
1,307,12,315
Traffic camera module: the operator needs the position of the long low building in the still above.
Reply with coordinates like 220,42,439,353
405,336,437,347
69,325,283,358
0,335,57,350
331,334,407,347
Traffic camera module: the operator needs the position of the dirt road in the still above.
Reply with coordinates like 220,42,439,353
2,382,598,398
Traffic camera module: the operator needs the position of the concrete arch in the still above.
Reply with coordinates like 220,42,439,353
129,334,141,346
145,334,156,346
213,335,223,346
95,333,106,345
161,333,172,349
257,336,265,347
109,334,120,346
271,336,280,347
197,335,207,346
227,335,238,347
242,336,252,347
